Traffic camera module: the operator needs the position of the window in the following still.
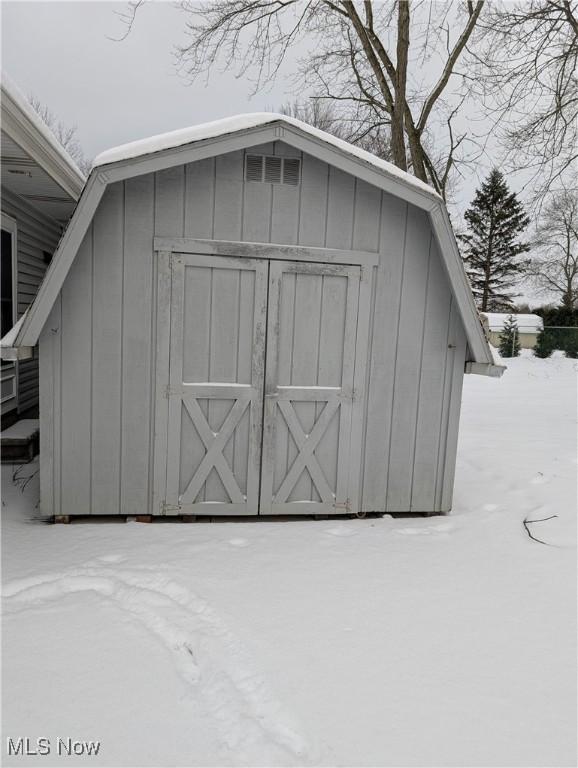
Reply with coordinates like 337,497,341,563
1,216,16,338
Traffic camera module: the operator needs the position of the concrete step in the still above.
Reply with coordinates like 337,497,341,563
1,419,39,463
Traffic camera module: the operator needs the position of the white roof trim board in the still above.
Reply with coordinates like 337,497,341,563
93,113,439,198
2,113,501,375
1,73,86,200
0,310,33,360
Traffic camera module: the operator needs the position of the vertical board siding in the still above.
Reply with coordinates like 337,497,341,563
213,152,243,240
361,195,469,514
39,297,60,517
298,154,329,247
121,174,155,516
361,194,408,511
352,181,381,252
410,237,453,511
439,304,467,511
178,146,379,254
184,157,215,238
51,141,469,516
243,179,272,243
325,168,355,250
386,207,432,511
155,166,185,237
271,184,299,245
91,184,124,514
38,329,52,515
60,229,92,515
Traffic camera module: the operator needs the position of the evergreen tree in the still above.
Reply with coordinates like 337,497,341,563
533,328,554,359
499,315,521,357
564,331,578,359
459,169,530,311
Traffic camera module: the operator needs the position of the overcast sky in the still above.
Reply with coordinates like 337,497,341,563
2,2,533,228
1,2,300,155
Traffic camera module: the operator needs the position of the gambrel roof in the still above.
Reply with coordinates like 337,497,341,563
2,113,502,375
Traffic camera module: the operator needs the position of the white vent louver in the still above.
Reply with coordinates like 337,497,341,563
264,156,282,184
283,158,301,186
245,155,301,186
246,154,264,182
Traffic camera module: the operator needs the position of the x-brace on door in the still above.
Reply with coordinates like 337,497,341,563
260,260,361,515
163,253,267,515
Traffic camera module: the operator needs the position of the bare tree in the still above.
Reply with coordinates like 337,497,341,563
473,0,578,204
114,1,486,199
28,96,91,176
529,188,578,310
280,100,348,138
280,99,391,159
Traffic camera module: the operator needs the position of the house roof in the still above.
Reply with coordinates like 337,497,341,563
1,112,502,376
1,74,86,222
482,313,543,333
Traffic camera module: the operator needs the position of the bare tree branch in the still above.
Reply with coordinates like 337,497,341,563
27,96,91,175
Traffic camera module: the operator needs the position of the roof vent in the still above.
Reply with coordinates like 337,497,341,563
245,155,301,186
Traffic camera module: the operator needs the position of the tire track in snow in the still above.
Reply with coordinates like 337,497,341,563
2,566,312,764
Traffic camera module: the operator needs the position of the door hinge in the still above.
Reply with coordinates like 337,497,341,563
334,498,351,513
161,501,181,514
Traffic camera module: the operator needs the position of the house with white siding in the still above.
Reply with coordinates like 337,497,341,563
1,75,85,428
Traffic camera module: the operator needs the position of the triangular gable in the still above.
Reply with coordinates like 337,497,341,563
4,113,500,374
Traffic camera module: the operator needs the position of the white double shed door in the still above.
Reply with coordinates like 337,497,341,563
159,251,367,516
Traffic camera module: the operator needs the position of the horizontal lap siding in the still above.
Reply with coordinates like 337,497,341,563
50,142,466,516
2,189,61,413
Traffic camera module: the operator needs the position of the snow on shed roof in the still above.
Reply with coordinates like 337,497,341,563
482,313,543,333
4,112,502,375
94,112,441,201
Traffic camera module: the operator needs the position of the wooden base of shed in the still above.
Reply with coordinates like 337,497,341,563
50,511,442,525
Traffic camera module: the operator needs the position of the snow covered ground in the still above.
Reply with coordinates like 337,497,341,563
2,353,576,767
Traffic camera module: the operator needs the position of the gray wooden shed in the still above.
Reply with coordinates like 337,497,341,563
5,114,503,519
